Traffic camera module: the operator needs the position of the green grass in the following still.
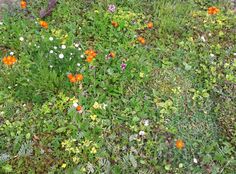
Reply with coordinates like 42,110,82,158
0,0,236,173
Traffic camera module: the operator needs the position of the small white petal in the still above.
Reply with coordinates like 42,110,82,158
0,22,3,25
49,65,53,68
10,52,14,55
78,48,81,51
54,46,57,50
139,131,145,136
77,63,81,67
200,36,206,42
193,158,198,164
59,54,64,59
144,120,149,126
210,54,215,57
74,43,79,48
73,103,79,108
19,37,24,41
233,53,236,56
80,55,84,58
61,45,66,49
70,53,73,55
49,50,54,54
49,37,54,41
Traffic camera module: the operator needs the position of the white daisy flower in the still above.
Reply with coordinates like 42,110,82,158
19,37,24,41
74,43,79,48
59,53,64,59
144,120,149,126
210,54,215,57
139,131,145,136
49,50,54,54
73,103,79,108
200,36,206,42
49,37,54,41
61,45,66,49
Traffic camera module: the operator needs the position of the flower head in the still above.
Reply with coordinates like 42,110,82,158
111,21,119,28
93,102,102,109
137,37,146,45
39,21,48,29
90,114,97,121
21,1,27,9
108,4,116,13
175,139,185,149
76,105,83,113
59,53,64,59
67,73,83,83
208,6,220,15
147,22,153,29
85,49,97,63
91,147,97,154
121,63,127,71
2,56,17,66
61,163,67,168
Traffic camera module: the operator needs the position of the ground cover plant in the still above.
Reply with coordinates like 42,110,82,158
0,0,236,173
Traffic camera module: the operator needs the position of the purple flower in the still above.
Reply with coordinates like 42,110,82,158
108,4,116,13
121,63,127,71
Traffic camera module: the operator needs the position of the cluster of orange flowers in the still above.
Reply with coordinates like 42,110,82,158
20,1,27,9
2,56,17,66
137,36,146,45
136,22,153,45
85,49,97,63
208,6,220,15
67,73,83,83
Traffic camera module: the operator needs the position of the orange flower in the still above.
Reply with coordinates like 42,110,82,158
176,139,185,149
76,105,82,112
20,1,27,9
39,21,48,29
69,76,77,83
147,22,153,29
137,37,146,45
67,73,73,79
75,74,83,81
111,21,119,28
68,73,83,83
208,6,220,15
86,56,94,63
2,56,17,66
85,49,97,63
109,52,115,58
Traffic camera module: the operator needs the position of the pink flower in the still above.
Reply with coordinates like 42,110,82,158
108,4,116,13
121,63,127,71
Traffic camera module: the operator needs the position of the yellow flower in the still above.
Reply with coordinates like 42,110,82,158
72,156,80,164
93,102,102,109
139,72,144,78
61,163,67,168
90,114,97,121
82,140,92,147
91,147,97,154
81,167,86,172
